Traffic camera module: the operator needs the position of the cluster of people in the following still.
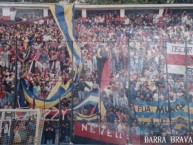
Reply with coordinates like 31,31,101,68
1,6,193,144
77,10,193,102
0,8,44,22
15,9,44,22
0,119,36,145
75,9,193,137
0,17,74,106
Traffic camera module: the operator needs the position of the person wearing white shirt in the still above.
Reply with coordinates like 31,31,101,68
1,48,11,69
101,122,107,129
45,82,52,93
117,121,123,132
2,122,10,145
43,34,51,42
112,89,119,107
153,90,159,101
118,93,128,108
182,14,188,24
7,73,14,84
3,122,9,134
33,82,41,97
84,78,93,92
153,14,159,23
124,16,130,25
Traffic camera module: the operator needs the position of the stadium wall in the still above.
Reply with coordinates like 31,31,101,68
1,3,193,21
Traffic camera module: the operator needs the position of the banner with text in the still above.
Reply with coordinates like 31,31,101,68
134,99,193,122
74,122,128,145
167,43,193,75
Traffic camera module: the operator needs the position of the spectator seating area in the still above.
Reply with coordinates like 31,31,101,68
1,7,193,144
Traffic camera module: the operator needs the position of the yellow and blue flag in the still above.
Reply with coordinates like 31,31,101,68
49,4,82,76
20,4,83,109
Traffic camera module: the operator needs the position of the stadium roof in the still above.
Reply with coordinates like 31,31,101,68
1,3,193,10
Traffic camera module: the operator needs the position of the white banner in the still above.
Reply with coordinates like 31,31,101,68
167,43,193,55
166,43,193,75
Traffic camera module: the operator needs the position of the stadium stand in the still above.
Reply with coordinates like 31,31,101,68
0,3,193,145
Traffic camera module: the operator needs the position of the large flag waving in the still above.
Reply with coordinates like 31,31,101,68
166,42,193,75
20,4,82,108
49,4,82,75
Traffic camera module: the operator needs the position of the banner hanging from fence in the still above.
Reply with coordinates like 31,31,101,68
74,122,128,145
134,99,193,122
167,42,193,75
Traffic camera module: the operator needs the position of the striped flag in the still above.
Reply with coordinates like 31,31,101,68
49,4,82,74
166,43,193,75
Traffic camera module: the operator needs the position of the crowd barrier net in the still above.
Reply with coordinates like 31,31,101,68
0,109,42,145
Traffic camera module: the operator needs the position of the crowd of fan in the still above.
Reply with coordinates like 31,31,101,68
75,9,193,137
0,8,44,22
15,9,44,22
1,8,193,144
0,113,36,145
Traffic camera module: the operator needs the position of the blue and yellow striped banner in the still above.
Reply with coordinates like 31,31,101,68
21,4,82,109
134,99,193,122
49,4,82,74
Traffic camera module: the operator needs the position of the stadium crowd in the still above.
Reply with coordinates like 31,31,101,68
1,8,193,144
15,9,44,22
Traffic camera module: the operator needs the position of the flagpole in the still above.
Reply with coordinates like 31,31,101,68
184,40,191,134
164,39,173,135
99,91,102,144
59,88,62,145
70,40,74,143
158,87,161,124
127,32,132,144
13,36,18,109
157,53,162,125
44,96,45,110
